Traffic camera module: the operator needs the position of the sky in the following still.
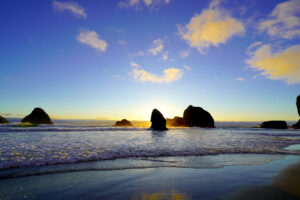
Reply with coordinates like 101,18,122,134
0,0,299,121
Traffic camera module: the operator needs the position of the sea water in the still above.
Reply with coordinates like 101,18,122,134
0,120,300,178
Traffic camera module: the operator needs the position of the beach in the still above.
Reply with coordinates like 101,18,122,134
0,121,300,199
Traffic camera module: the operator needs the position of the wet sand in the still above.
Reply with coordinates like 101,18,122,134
0,154,299,200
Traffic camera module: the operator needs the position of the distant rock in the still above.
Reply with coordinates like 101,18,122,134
21,108,53,125
183,105,215,128
297,95,300,116
150,109,168,130
166,116,186,127
260,121,287,129
293,120,300,129
115,119,133,127
0,115,8,124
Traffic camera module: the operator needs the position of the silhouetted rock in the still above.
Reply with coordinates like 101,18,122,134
297,95,300,116
150,109,167,130
260,121,287,129
183,105,215,128
115,119,133,126
21,108,53,125
293,120,300,129
0,115,8,124
166,116,186,127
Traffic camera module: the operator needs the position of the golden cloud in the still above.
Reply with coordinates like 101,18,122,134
247,44,300,84
258,0,300,39
178,1,244,54
131,67,183,83
53,0,87,19
149,39,164,55
77,30,108,52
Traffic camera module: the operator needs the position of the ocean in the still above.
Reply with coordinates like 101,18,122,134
0,119,300,199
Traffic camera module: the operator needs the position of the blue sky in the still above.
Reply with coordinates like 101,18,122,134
0,0,299,121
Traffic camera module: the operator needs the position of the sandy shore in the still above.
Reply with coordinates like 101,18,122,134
0,154,299,200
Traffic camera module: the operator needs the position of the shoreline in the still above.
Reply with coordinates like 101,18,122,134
0,154,300,199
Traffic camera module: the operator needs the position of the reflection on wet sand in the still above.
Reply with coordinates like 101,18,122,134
274,161,300,198
228,160,300,200
134,190,191,200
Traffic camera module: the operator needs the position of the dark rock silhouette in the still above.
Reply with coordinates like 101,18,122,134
21,108,53,124
260,121,287,129
293,120,300,129
292,95,300,129
297,95,300,116
115,119,133,126
183,105,215,128
166,116,186,127
150,109,167,130
0,115,8,124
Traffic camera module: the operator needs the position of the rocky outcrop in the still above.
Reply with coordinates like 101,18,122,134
293,120,300,129
0,115,8,124
260,121,287,129
21,108,53,125
150,109,167,130
292,95,300,129
166,116,186,127
297,95,300,116
183,105,215,128
115,119,133,126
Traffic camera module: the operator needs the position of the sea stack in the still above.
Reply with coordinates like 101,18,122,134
260,121,287,129
0,115,8,124
166,116,186,127
293,95,300,129
183,105,215,128
21,108,53,125
150,109,168,130
115,119,133,126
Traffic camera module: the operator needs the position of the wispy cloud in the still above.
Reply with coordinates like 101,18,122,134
118,40,128,45
235,77,245,81
130,61,140,68
258,0,300,39
178,0,245,54
149,39,164,55
247,41,262,51
130,51,145,57
179,50,190,58
130,62,183,83
118,0,170,10
162,51,168,60
77,30,107,52
183,65,192,71
247,44,300,84
53,0,87,19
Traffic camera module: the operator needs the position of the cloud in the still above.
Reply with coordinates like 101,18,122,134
247,44,300,84
247,41,262,51
178,0,245,54
179,50,190,58
130,62,183,83
149,39,164,55
118,0,170,10
183,65,192,71
130,51,145,57
235,77,245,81
77,30,108,52
258,0,300,39
53,0,87,19
162,51,168,60
130,61,140,68
118,40,128,45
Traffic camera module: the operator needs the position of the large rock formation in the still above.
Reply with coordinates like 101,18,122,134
297,95,300,116
21,108,53,125
150,109,167,130
183,105,215,128
260,121,287,129
293,95,300,129
0,115,8,124
166,116,186,127
115,119,133,127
